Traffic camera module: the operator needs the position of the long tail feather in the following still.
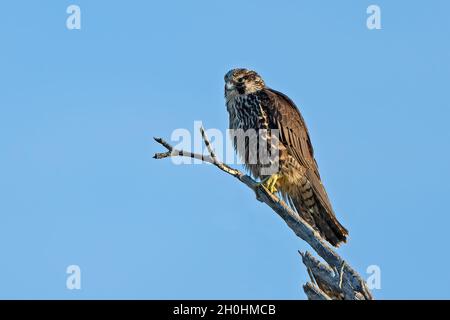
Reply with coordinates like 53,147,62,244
290,178,348,247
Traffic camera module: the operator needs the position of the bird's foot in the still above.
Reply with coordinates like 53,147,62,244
259,174,280,194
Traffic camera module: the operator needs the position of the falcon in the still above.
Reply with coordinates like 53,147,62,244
224,68,348,246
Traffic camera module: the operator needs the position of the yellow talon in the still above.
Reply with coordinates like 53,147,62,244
260,174,280,193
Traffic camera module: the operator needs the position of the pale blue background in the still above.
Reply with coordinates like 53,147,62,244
0,1,449,299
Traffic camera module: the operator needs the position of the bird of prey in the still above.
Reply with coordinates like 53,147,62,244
224,68,348,246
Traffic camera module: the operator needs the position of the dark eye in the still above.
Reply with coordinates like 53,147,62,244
238,77,245,82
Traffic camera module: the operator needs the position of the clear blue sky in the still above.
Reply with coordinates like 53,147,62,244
0,1,449,299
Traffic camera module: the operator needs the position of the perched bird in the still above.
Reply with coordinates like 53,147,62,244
224,68,348,246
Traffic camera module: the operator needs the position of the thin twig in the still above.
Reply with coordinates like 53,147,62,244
200,127,218,164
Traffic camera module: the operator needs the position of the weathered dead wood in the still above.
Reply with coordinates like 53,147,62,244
153,127,373,300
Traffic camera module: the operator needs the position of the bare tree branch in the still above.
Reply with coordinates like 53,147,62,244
153,127,373,300
303,282,332,300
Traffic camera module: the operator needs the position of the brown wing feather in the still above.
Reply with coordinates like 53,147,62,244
263,88,333,210
259,88,348,245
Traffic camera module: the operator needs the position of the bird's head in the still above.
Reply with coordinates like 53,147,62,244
224,68,265,98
